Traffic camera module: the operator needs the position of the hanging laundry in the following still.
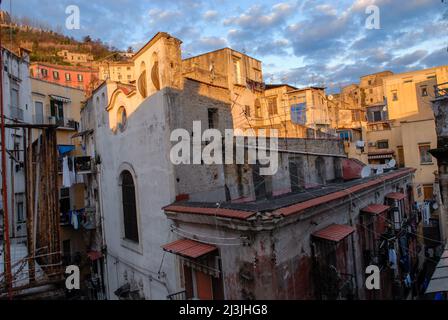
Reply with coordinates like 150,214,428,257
71,210,79,230
69,157,77,186
423,202,431,226
389,248,397,270
62,156,71,188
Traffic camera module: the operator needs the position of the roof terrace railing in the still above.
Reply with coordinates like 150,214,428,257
435,82,448,98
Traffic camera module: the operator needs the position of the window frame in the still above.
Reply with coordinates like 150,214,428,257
419,143,433,164
117,165,142,253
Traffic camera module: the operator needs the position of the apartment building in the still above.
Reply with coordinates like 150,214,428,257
29,78,91,275
98,61,135,84
0,47,33,239
29,62,99,94
57,50,94,64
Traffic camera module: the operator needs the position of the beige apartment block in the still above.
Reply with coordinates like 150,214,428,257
58,50,94,64
98,61,135,84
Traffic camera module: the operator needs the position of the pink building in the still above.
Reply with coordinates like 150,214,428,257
29,62,99,95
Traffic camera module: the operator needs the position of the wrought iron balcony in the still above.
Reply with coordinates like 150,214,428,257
435,82,448,99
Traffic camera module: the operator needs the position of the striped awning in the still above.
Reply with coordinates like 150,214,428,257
162,239,217,259
50,94,71,103
368,152,395,160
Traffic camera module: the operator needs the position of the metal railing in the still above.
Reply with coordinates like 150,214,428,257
435,82,448,98
167,290,187,300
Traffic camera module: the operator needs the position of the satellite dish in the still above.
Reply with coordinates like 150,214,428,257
327,95,334,101
361,166,372,178
387,159,396,168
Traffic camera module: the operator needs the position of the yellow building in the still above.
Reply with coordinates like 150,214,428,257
57,50,94,64
98,60,135,84
182,48,264,133
379,66,448,201
30,78,87,261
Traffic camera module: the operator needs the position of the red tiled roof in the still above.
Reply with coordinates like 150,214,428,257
312,224,355,242
385,192,406,200
274,168,415,217
162,239,217,259
361,204,390,215
163,205,256,220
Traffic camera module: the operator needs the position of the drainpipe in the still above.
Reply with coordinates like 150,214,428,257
348,198,360,299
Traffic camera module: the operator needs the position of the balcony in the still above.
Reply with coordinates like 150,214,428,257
434,82,448,99
367,121,391,132
48,117,79,130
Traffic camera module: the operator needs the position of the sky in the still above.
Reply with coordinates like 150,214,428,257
7,0,448,91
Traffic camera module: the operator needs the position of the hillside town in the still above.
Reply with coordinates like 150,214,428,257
0,10,447,301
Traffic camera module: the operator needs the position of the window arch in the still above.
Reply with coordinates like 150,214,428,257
151,52,160,91
117,106,127,132
138,62,147,98
120,170,139,243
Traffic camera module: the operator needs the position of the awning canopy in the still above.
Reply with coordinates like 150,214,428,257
385,192,406,201
312,224,355,243
57,144,75,156
162,239,217,259
361,204,390,215
426,245,448,294
50,94,71,103
368,151,395,160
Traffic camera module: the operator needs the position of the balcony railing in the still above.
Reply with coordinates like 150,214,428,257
435,82,448,98
167,290,187,300
48,117,79,130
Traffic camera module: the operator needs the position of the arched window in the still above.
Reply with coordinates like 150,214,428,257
151,52,160,91
138,62,147,98
117,106,127,132
121,171,139,243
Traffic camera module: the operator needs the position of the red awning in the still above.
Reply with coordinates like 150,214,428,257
162,239,217,259
386,192,406,200
312,224,355,242
361,204,390,215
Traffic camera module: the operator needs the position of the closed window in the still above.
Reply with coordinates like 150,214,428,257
65,73,71,81
233,58,242,84
268,97,278,115
419,144,433,164
53,71,59,80
121,171,139,243
77,74,83,82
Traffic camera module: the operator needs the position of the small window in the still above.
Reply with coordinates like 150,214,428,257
65,73,71,81
421,86,428,97
121,171,139,243
117,106,127,132
419,144,432,164
244,105,251,117
17,201,24,222
77,74,83,82
208,108,218,129
392,91,398,101
377,140,389,149
41,68,48,77
233,58,242,85
268,97,278,115
368,80,372,86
